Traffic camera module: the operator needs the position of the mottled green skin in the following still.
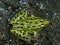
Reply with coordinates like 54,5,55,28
10,10,49,41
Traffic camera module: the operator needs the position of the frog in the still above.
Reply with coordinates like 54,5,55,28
9,10,49,42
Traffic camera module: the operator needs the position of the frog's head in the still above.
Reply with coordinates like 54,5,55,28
39,19,49,28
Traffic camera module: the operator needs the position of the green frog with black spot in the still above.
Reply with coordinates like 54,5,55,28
10,10,49,42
